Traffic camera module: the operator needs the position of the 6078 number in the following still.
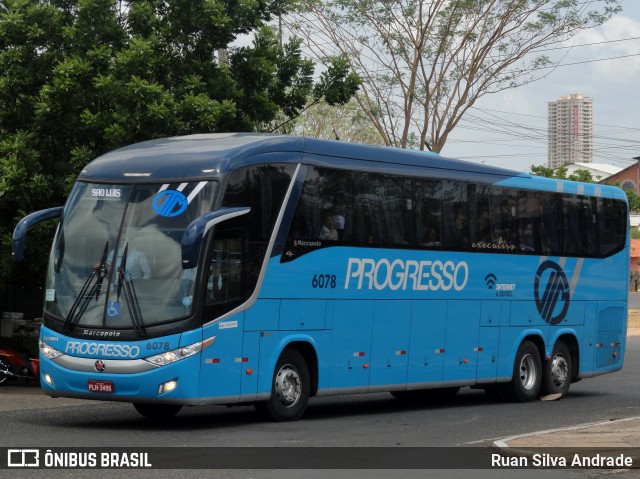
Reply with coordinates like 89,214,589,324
312,274,336,289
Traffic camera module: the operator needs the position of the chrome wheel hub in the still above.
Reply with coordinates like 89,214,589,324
519,353,537,391
551,355,569,387
275,364,302,408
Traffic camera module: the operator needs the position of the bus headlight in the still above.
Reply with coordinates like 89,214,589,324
144,337,215,366
39,340,64,359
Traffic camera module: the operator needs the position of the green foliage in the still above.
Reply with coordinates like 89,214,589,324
0,0,359,304
529,165,593,183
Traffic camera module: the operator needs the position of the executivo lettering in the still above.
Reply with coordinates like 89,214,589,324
65,342,141,358
345,258,469,291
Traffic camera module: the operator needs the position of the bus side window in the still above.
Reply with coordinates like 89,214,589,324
289,166,354,243
540,193,563,256
517,191,541,254
440,180,468,251
598,198,627,257
415,178,442,249
355,173,412,247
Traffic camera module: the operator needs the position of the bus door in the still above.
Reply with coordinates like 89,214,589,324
198,230,247,402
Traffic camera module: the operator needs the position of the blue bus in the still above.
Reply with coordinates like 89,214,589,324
13,134,629,420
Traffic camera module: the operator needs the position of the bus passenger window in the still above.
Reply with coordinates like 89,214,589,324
440,180,468,251
415,179,442,249
288,167,354,244
355,173,412,248
517,192,541,254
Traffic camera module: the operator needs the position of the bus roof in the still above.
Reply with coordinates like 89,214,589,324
78,133,523,181
77,133,626,200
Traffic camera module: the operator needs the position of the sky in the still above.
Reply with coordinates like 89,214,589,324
441,0,640,172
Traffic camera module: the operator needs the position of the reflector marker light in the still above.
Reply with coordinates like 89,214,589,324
353,352,365,357
395,350,407,355
435,349,445,354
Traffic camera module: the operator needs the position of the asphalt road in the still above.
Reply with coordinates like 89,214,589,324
2,340,640,479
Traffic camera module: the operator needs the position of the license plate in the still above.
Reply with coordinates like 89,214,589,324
88,380,114,393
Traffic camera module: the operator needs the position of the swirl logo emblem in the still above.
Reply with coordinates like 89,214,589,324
152,190,188,217
534,260,570,325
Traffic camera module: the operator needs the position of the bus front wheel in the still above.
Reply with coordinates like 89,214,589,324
256,349,310,422
502,340,542,402
133,403,182,419
542,340,572,398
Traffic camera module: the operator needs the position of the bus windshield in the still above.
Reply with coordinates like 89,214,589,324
44,181,218,331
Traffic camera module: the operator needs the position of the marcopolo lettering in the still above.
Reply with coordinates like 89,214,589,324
65,341,140,358
345,258,469,291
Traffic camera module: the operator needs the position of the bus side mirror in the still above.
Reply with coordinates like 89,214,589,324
181,207,250,269
12,207,64,262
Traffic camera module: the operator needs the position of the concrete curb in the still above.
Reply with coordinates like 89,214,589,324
493,417,640,467
493,417,640,450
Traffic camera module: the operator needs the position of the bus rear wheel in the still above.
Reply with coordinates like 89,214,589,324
256,349,310,422
501,340,541,402
542,340,572,398
133,403,182,419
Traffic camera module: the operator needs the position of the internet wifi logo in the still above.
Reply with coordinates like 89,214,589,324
484,273,497,290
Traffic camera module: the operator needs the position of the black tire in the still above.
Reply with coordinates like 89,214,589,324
501,340,542,402
541,340,572,397
390,387,460,404
133,403,182,419
256,349,310,422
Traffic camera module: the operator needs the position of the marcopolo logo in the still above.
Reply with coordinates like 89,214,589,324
534,260,570,325
152,190,188,217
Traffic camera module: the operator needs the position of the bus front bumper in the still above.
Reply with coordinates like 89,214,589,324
39,354,201,405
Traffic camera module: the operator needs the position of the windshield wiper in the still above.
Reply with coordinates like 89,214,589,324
116,243,146,337
63,241,109,333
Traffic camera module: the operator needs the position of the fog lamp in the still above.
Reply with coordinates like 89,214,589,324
158,379,178,395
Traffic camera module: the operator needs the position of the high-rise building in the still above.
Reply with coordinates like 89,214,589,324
547,93,593,168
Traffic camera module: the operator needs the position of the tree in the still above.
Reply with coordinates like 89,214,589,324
530,165,595,182
287,0,621,152
0,0,359,308
288,100,385,145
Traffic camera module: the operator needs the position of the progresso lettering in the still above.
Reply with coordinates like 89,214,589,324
65,341,140,358
345,258,469,292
